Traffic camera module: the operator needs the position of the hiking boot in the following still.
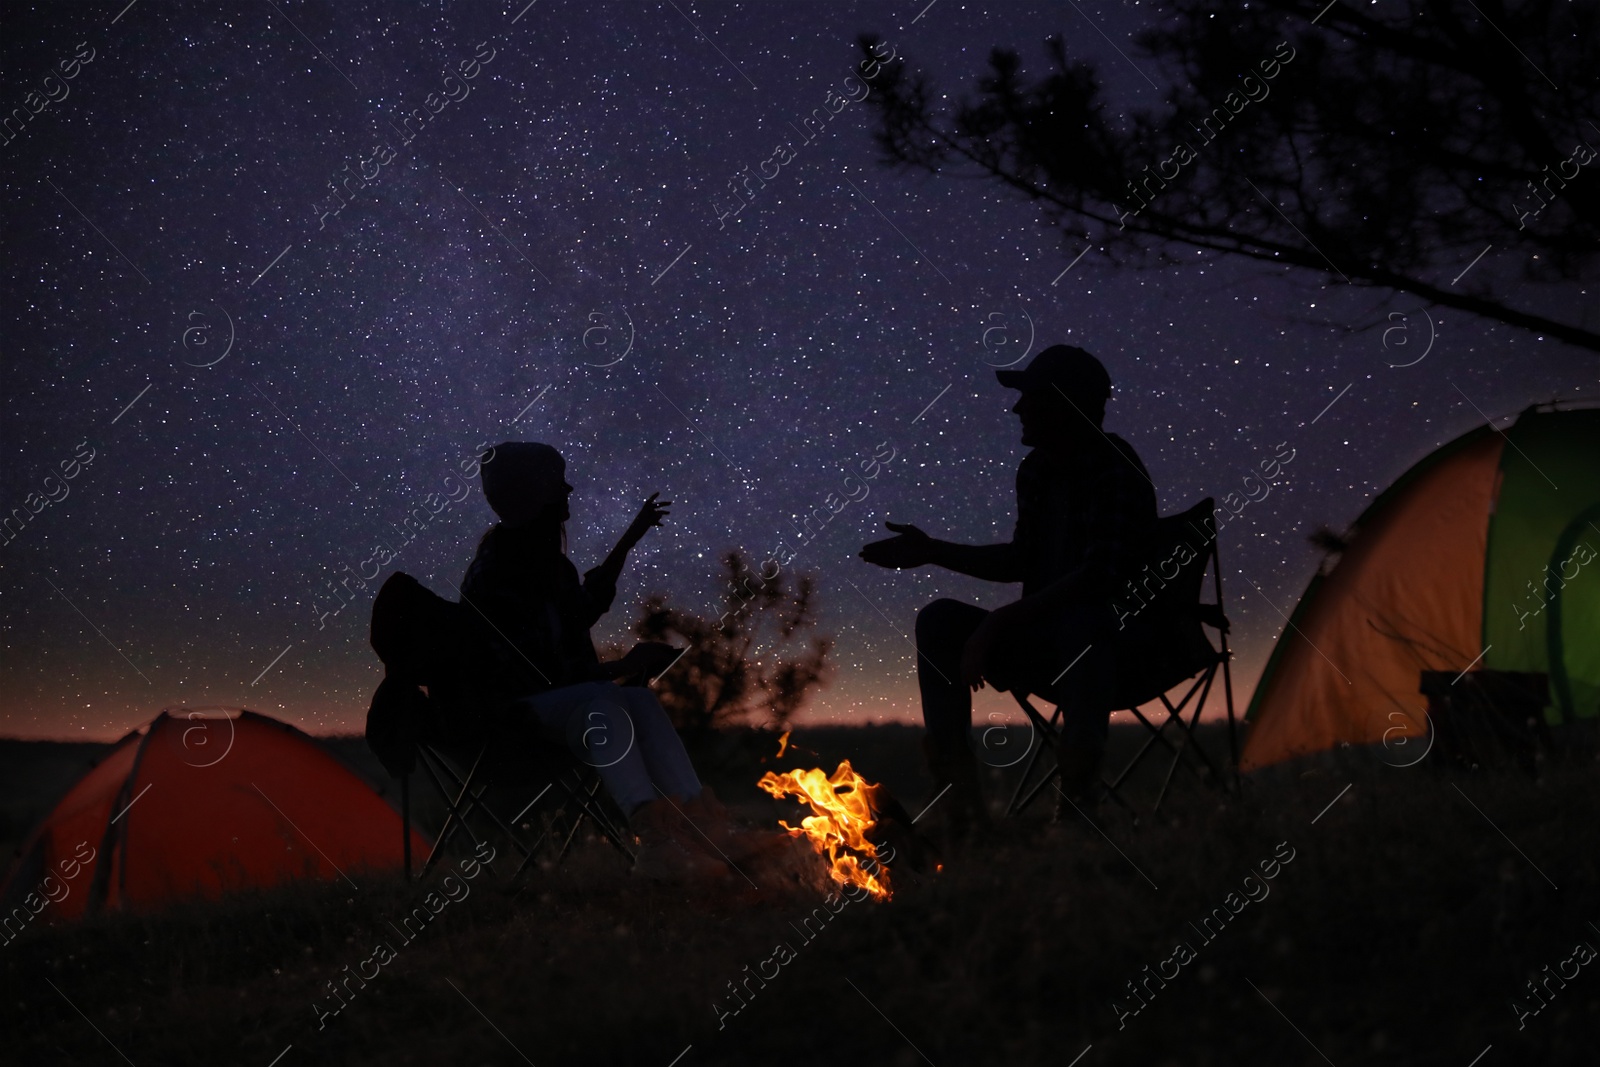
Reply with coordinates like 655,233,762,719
677,786,742,852
922,735,989,835
679,786,793,867
628,799,731,882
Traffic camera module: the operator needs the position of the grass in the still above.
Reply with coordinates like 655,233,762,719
1,724,1595,1066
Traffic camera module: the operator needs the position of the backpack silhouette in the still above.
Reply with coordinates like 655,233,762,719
366,572,499,778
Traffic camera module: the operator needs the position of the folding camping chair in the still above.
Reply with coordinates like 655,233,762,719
1005,497,1240,819
402,721,635,884
365,570,637,883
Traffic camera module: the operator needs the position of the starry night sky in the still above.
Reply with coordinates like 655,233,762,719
1,0,1591,740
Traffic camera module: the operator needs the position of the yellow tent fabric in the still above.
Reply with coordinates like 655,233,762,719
1240,428,1503,770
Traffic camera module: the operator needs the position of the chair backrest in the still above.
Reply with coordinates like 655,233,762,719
1111,497,1225,706
367,572,503,777
370,572,476,687
1116,498,1217,625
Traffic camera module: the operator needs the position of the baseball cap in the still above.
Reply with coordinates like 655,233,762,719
995,344,1112,401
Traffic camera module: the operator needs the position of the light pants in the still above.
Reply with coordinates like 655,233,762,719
515,682,702,817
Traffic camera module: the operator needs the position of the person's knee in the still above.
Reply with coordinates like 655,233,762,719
915,598,970,646
616,686,675,731
555,681,614,703
615,685,664,712
570,693,637,766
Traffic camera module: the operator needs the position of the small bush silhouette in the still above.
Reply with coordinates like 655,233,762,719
612,549,832,734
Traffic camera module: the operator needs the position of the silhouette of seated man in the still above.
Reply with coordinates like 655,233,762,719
860,346,1157,827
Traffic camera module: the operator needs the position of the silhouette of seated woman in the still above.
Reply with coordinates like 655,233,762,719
860,346,1157,829
462,441,744,881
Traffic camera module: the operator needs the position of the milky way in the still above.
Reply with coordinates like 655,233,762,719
1,1,1590,738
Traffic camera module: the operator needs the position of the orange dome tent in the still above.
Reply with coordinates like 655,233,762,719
1,709,426,924
1242,406,1600,770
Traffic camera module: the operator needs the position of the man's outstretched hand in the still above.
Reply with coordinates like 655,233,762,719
860,521,936,569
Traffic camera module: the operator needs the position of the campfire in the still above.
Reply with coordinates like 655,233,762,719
757,760,892,901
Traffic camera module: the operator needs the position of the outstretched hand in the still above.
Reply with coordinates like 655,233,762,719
623,492,671,546
860,521,935,569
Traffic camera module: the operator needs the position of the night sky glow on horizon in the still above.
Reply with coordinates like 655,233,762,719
1,0,1591,741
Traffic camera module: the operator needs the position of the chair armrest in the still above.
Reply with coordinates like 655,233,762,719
1197,603,1230,633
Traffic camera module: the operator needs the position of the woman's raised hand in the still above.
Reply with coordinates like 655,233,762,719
623,492,672,545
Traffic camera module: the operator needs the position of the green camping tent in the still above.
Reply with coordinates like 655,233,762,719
1242,405,1600,770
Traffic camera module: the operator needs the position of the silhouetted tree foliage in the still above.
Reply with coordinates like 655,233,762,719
861,0,1599,350
612,550,833,734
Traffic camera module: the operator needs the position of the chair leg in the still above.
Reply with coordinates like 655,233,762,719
1151,707,1193,812
511,801,561,882
422,748,540,867
1004,732,1050,816
1141,669,1217,777
1127,704,1209,784
408,737,641,885
1106,724,1163,793
584,779,634,857
1014,764,1060,815
1159,682,1228,785
1220,645,1241,793
1209,543,1242,793
417,746,487,878
556,794,591,863
1150,676,1231,812
552,770,633,857
1005,699,1061,816
1008,697,1138,818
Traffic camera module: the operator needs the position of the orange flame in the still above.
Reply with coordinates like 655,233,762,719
757,760,891,900
775,730,791,758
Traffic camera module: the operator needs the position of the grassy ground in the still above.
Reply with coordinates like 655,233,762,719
1,724,1595,1066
